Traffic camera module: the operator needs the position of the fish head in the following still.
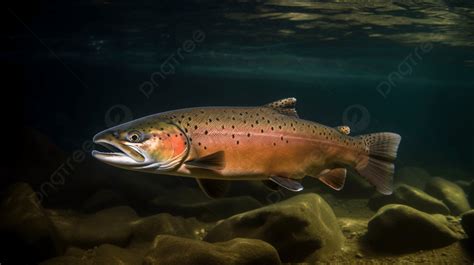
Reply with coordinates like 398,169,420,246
92,117,189,172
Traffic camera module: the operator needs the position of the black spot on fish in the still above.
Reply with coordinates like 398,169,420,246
205,130,208,135
236,141,239,145
195,125,198,130
247,133,251,137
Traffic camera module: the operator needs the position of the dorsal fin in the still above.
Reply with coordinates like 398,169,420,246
264,98,298,118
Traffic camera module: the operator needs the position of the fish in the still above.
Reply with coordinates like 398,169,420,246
92,98,401,198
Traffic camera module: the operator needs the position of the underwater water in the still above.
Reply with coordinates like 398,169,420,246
3,0,474,264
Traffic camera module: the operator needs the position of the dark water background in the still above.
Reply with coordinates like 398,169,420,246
2,1,474,264
5,0,474,189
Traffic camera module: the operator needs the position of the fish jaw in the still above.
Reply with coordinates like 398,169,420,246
92,130,153,168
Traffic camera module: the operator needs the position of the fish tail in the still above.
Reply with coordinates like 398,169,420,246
355,132,401,195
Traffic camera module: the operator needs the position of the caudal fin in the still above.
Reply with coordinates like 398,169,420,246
356,133,401,195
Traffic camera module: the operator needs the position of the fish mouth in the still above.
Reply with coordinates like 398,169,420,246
92,138,148,166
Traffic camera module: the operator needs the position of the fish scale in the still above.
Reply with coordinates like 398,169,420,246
161,106,367,180
92,98,401,197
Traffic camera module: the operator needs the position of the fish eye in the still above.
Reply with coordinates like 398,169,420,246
127,131,142,143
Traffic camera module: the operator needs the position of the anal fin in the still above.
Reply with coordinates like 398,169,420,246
315,168,347,191
269,176,303,192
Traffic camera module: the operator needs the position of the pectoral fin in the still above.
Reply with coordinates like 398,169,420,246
316,168,347,190
185,151,225,170
196,178,230,198
269,176,303,192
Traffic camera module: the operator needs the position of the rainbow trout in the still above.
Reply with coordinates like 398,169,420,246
92,98,401,197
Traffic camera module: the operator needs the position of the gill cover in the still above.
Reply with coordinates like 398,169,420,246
145,122,189,171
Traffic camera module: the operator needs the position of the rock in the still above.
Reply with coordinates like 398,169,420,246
204,193,344,262
366,204,464,253
0,183,58,263
469,181,474,207
454,180,471,193
40,244,142,265
425,177,471,215
143,235,281,265
395,167,431,189
82,189,128,213
47,206,138,250
461,210,474,238
149,189,263,221
368,184,450,214
130,213,210,244
338,217,367,239
333,174,376,197
0,182,55,242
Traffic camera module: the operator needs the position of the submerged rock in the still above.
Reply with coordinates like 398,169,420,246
48,206,138,250
425,177,471,215
149,189,262,221
0,183,58,262
130,213,209,244
469,181,474,207
366,204,463,253
368,184,450,214
143,235,281,265
204,193,344,262
454,180,472,194
82,189,128,213
49,204,210,251
0,182,55,242
395,167,431,189
461,210,474,238
40,244,142,265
